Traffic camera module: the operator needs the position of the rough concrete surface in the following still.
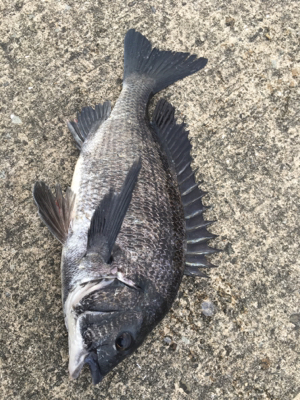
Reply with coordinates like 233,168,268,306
0,0,299,399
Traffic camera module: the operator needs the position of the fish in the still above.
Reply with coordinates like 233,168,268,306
33,29,218,385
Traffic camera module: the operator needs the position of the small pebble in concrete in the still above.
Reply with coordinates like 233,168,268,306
290,313,300,327
225,16,235,27
169,342,177,351
201,300,215,316
180,336,190,345
260,357,271,370
180,379,191,394
163,336,172,344
10,114,22,124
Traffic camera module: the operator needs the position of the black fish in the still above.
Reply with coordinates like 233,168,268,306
33,29,218,385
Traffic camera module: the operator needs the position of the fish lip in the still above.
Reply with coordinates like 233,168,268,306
69,360,85,381
69,346,89,380
84,352,104,385
69,349,104,385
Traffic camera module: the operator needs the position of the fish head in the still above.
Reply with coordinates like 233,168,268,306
67,277,154,385
80,308,145,384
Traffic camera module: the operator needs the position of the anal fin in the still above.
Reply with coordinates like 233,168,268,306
67,101,111,149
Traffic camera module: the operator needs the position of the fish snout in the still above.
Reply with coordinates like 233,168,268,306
69,350,103,385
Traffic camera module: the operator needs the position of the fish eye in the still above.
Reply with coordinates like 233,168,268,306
115,332,133,351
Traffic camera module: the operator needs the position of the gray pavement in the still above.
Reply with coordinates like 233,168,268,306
0,0,299,399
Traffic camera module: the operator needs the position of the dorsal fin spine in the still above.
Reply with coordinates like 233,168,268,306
184,193,207,207
184,208,208,219
177,162,190,176
181,183,199,197
178,169,196,185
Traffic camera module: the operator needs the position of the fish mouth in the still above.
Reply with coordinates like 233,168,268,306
69,350,103,385
69,353,103,386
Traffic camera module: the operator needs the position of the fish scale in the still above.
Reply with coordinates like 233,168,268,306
33,29,217,385
68,117,178,297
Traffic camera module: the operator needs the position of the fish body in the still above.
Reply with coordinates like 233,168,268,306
33,29,217,384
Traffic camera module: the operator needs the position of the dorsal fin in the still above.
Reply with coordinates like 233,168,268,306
151,99,219,276
33,182,75,244
67,101,111,149
87,158,142,263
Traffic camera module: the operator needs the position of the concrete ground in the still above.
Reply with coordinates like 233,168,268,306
1,0,299,399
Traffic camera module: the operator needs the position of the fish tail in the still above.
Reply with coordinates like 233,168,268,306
123,29,208,95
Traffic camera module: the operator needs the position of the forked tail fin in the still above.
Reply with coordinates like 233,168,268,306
123,29,208,95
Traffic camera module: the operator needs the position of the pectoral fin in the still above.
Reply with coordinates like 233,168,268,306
33,182,75,244
87,158,142,262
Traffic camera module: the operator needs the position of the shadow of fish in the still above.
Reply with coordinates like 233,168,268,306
33,29,218,385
